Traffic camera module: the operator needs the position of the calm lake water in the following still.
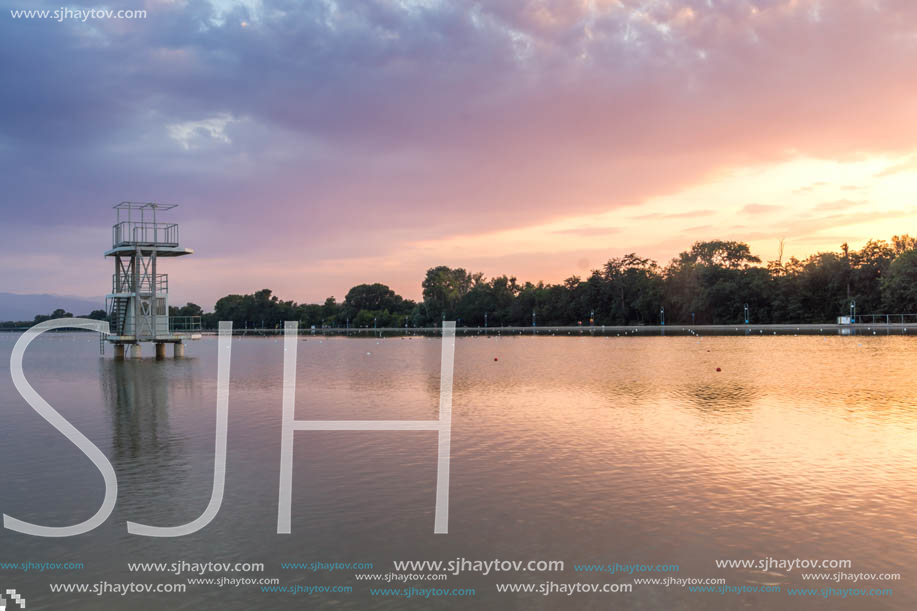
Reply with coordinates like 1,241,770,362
0,332,915,610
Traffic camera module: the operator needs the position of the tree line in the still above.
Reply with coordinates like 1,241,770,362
195,235,917,328
3,236,916,329
0,308,108,329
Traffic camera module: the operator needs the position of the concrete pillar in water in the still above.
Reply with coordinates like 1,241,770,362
173,342,185,358
114,344,125,360
128,344,142,359
155,343,167,360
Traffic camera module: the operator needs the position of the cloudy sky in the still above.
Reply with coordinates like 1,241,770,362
2,0,917,308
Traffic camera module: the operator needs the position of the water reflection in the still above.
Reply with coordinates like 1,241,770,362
100,359,175,460
676,381,760,414
96,357,206,523
0,333,914,610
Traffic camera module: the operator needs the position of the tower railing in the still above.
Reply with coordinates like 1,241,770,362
112,221,179,248
111,273,168,294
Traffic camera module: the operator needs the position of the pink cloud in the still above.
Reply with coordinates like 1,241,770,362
4,0,917,304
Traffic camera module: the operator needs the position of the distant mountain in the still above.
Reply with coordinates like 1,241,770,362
0,293,104,322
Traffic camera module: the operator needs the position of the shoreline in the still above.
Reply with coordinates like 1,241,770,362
199,323,917,337
2,323,914,338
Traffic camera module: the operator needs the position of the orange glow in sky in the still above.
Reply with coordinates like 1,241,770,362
2,0,917,306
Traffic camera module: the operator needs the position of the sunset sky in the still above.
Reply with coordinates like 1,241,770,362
2,0,917,308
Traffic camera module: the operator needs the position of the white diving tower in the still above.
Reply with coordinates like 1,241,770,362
104,202,201,359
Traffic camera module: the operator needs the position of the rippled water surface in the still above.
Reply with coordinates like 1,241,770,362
1,333,915,610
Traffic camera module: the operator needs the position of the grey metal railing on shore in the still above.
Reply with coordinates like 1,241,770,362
169,316,201,333
196,322,917,337
851,313,917,325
